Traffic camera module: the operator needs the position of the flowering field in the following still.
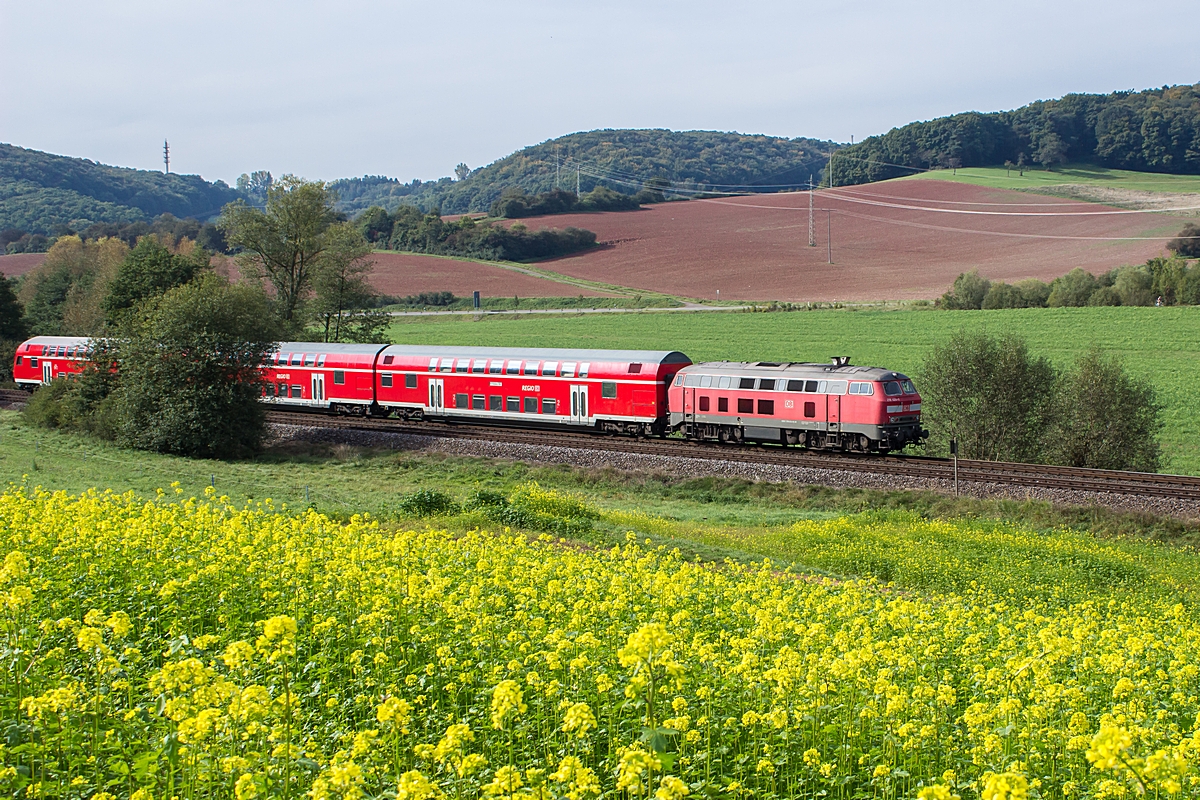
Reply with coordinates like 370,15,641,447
2,486,1199,800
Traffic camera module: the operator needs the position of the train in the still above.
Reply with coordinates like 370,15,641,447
12,336,926,452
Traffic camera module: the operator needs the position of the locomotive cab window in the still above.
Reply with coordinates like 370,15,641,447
333,370,345,385
902,379,917,394
405,373,418,389
884,381,903,396
601,381,617,398
674,374,683,387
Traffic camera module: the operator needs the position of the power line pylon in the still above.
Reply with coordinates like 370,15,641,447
163,140,170,174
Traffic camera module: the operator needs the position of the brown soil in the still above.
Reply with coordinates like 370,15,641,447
513,180,1180,302
366,252,615,298
0,253,47,278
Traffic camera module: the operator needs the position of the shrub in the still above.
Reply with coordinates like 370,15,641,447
398,488,459,516
1086,286,1121,306
1113,266,1154,306
981,283,1022,309
1167,222,1200,258
1014,278,1051,307
1047,268,1099,307
1047,348,1162,471
939,270,990,309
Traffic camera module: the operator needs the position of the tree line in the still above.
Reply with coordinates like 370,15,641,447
921,331,1161,472
356,204,597,261
941,256,1200,310
490,186,656,218
830,84,1200,185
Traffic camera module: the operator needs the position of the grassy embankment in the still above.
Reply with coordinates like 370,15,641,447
385,306,1200,475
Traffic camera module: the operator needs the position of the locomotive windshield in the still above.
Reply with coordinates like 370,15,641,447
885,379,918,396
902,379,917,394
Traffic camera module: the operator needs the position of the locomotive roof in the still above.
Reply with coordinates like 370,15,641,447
377,345,691,364
683,361,910,381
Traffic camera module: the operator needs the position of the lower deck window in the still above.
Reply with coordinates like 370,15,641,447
523,397,537,413
698,396,710,412
541,398,556,414
504,396,518,412
601,381,617,398
333,370,345,384
381,374,393,387
472,395,485,410
491,395,504,411
278,383,287,396
405,373,418,389
291,385,303,398
29,358,37,367
737,398,753,414
14,356,21,365
454,393,468,408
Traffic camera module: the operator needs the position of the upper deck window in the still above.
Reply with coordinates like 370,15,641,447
291,354,302,366
507,361,521,375
489,360,503,374
440,360,453,372
428,358,438,371
317,354,326,366
579,363,590,378
303,354,315,366
524,362,539,376
472,360,486,374
455,359,469,373
542,361,558,377
562,362,577,378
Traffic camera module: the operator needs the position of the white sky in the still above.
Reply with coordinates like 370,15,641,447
1,0,1195,185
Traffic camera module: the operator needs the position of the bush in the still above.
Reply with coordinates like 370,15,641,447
920,330,1057,462
939,270,990,309
1014,279,1051,307
981,283,1022,309
1086,286,1121,306
1167,223,1200,258
398,488,459,517
1113,266,1154,306
1047,348,1162,471
1047,268,1099,307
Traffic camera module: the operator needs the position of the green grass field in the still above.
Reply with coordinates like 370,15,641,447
898,163,1200,194
386,306,1200,474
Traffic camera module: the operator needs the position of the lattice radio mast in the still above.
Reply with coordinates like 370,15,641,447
163,140,170,174
808,174,815,247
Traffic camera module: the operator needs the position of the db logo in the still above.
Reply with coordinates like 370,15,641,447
784,400,794,409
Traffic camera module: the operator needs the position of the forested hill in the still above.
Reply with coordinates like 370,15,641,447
830,84,1200,186
335,129,838,215
0,144,240,235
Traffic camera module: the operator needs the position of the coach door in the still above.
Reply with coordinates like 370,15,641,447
427,378,445,416
826,394,841,433
570,385,589,425
42,362,52,384
311,373,325,407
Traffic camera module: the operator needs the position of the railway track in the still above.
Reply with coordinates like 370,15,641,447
262,407,1200,501
4,388,1194,501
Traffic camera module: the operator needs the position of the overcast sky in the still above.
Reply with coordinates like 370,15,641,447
1,1,1195,185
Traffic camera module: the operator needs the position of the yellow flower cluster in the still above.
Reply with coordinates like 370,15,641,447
2,485,1200,800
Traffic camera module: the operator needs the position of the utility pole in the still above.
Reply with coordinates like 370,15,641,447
808,174,815,247
826,210,832,264
163,140,170,174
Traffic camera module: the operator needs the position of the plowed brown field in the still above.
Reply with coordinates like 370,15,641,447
0,253,47,278
518,180,1182,301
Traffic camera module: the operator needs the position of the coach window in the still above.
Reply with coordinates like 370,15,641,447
524,361,539,376
278,382,287,396
787,380,803,392
718,376,731,389
542,398,556,414
291,354,303,366
405,373,418,389
579,363,590,377
804,401,816,418
471,395,485,410
757,399,774,415
737,398,754,414
492,396,506,411
718,397,729,412
489,360,503,374
291,385,303,398
29,356,38,367
601,381,617,398
383,355,395,365
440,360,453,372
628,363,642,374
472,359,486,373
684,374,699,387
15,356,21,366
333,370,345,385
428,358,439,371
454,393,468,408
562,362,577,378
317,354,326,366
542,361,558,377
699,396,710,412
456,359,469,373
507,361,521,375
700,375,713,388
757,378,775,390
884,381,903,396
524,397,537,413
381,374,393,388
739,377,755,389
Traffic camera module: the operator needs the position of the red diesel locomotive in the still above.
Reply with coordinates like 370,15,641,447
12,337,925,452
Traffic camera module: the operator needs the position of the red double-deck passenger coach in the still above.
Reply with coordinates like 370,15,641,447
12,336,91,389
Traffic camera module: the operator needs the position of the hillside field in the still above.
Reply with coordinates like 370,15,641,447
387,305,1200,474
900,163,1200,194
